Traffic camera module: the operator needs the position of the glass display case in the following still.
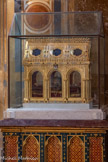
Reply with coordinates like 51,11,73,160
8,11,105,109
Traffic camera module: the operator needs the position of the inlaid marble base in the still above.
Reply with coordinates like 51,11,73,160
0,119,108,162
4,103,105,120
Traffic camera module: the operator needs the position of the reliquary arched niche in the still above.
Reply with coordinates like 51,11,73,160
50,71,62,98
68,136,85,162
45,136,62,162
31,71,43,98
67,70,82,99
23,135,40,162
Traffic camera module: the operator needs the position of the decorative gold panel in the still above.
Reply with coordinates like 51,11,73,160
46,136,62,162
89,137,103,162
23,38,91,103
68,136,84,162
5,136,18,162
23,135,39,162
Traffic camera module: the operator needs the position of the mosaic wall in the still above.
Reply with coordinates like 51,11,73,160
14,0,62,12
74,0,108,104
3,131,106,162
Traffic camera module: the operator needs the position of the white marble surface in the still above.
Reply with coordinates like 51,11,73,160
4,103,105,120
23,103,91,109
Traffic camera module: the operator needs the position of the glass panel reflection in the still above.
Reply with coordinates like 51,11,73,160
50,71,62,97
70,71,81,97
32,71,43,97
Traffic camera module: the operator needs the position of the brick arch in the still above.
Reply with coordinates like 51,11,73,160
46,136,62,162
23,136,39,162
68,136,84,162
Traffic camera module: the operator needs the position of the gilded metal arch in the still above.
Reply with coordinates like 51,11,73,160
68,136,83,145
22,135,40,162
68,136,85,162
66,68,82,80
45,135,62,162
23,135,39,147
47,69,62,79
28,68,44,78
46,135,61,145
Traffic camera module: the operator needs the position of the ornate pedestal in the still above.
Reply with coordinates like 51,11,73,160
0,119,108,162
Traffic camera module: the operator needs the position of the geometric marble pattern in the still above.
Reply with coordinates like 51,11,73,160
46,136,62,162
68,136,84,162
89,137,103,162
5,136,18,162
23,136,39,162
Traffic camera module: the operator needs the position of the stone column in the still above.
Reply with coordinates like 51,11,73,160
7,0,14,33
61,0,68,12
0,0,14,116
61,0,68,35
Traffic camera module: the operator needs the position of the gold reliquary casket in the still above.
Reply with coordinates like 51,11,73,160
8,12,105,108
23,38,91,103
